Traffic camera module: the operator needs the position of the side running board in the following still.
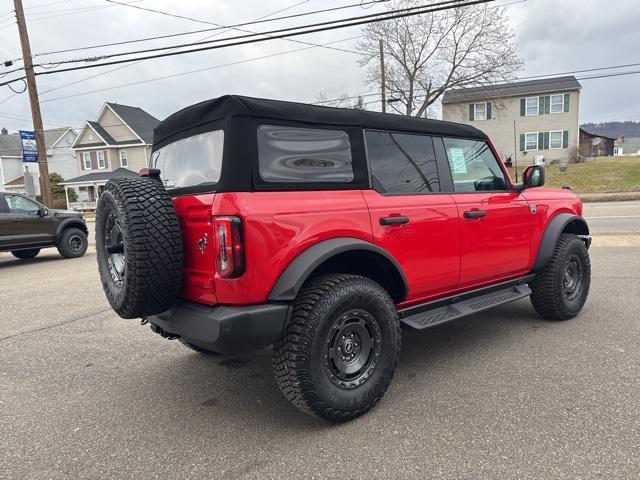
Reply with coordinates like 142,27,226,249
400,276,534,330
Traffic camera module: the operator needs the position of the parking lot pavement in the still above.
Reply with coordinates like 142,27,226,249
1,243,639,480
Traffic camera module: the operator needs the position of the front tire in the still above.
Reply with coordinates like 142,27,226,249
530,234,591,320
11,248,40,259
57,228,88,258
272,274,400,422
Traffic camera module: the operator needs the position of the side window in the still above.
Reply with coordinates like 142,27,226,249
365,131,440,194
6,195,41,214
443,138,509,192
257,125,353,183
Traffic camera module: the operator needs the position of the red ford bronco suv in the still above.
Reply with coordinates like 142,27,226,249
96,95,591,422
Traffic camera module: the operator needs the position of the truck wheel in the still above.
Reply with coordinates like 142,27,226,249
96,177,183,319
272,274,400,422
57,228,88,258
530,234,591,320
11,248,40,259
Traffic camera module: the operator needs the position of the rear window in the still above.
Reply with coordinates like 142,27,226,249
257,125,353,183
365,130,440,194
151,130,224,189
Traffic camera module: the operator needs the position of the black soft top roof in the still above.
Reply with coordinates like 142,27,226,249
153,95,487,146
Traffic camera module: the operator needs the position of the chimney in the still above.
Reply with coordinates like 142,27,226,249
1,127,7,135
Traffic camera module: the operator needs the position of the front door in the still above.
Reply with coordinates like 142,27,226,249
1,194,54,248
362,130,460,306
439,137,531,288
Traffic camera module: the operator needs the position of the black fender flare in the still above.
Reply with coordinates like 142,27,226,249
268,237,408,302
533,213,590,271
55,218,88,243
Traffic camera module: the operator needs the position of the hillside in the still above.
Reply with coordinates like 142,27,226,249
581,121,640,137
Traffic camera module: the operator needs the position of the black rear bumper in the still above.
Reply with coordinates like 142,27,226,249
144,301,289,355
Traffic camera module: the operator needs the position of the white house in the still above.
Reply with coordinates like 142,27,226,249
62,102,160,210
0,126,78,194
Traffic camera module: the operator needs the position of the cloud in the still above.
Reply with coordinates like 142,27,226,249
0,0,637,132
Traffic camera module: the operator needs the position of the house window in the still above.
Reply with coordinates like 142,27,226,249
82,152,92,170
549,130,563,149
525,132,538,151
614,147,621,156
525,97,539,116
97,151,105,169
119,150,128,168
474,103,487,121
550,94,564,114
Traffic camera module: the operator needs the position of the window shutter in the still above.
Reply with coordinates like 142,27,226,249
520,98,525,116
520,134,525,151
538,97,544,115
562,130,569,148
564,94,570,112
538,132,544,149
545,96,551,114
486,102,492,120
469,104,475,121
543,131,550,150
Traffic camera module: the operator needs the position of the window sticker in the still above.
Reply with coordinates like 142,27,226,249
449,148,467,173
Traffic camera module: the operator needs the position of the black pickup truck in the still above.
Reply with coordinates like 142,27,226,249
0,192,88,259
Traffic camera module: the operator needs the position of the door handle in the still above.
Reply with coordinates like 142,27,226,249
463,210,487,219
380,216,409,226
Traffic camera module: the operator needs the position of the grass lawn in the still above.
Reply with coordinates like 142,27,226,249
507,156,640,194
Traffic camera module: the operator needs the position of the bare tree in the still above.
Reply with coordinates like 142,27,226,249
358,0,522,117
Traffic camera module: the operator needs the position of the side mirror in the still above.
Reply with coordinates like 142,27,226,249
521,165,545,189
37,207,48,217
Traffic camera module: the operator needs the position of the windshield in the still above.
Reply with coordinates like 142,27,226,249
151,130,224,189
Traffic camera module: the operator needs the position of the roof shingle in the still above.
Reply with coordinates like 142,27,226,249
442,76,582,104
107,103,160,143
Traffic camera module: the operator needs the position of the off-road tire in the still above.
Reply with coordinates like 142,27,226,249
530,234,590,320
179,339,220,355
272,274,400,422
96,177,183,319
11,248,40,259
57,227,88,258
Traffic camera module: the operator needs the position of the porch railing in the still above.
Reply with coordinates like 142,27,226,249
68,201,97,211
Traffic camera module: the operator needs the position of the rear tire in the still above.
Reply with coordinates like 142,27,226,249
272,274,400,422
95,177,183,319
11,248,40,259
57,228,88,258
530,234,590,320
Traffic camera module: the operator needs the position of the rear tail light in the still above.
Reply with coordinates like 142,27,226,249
214,216,245,278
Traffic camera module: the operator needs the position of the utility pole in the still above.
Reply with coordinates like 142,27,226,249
379,39,386,113
14,0,53,207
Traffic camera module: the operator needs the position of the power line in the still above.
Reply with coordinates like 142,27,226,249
39,36,362,103
1,0,315,100
103,0,362,56
31,0,487,74
24,0,387,61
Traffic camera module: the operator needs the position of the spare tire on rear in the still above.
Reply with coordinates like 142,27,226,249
96,177,183,319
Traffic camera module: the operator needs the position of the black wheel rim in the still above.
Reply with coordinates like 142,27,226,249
104,211,125,287
325,309,381,389
563,254,584,301
69,234,83,252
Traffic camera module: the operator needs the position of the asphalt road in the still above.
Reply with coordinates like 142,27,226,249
583,200,640,234
1,207,639,479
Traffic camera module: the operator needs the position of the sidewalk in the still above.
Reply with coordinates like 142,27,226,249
579,191,640,202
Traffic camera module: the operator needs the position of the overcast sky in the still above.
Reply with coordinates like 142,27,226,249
0,0,638,132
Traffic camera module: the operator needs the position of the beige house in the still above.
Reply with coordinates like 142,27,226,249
63,102,160,210
442,76,582,164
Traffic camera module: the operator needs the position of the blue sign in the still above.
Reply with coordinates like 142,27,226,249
19,130,38,163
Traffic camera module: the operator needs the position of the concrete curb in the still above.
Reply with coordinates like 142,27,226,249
579,192,640,203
